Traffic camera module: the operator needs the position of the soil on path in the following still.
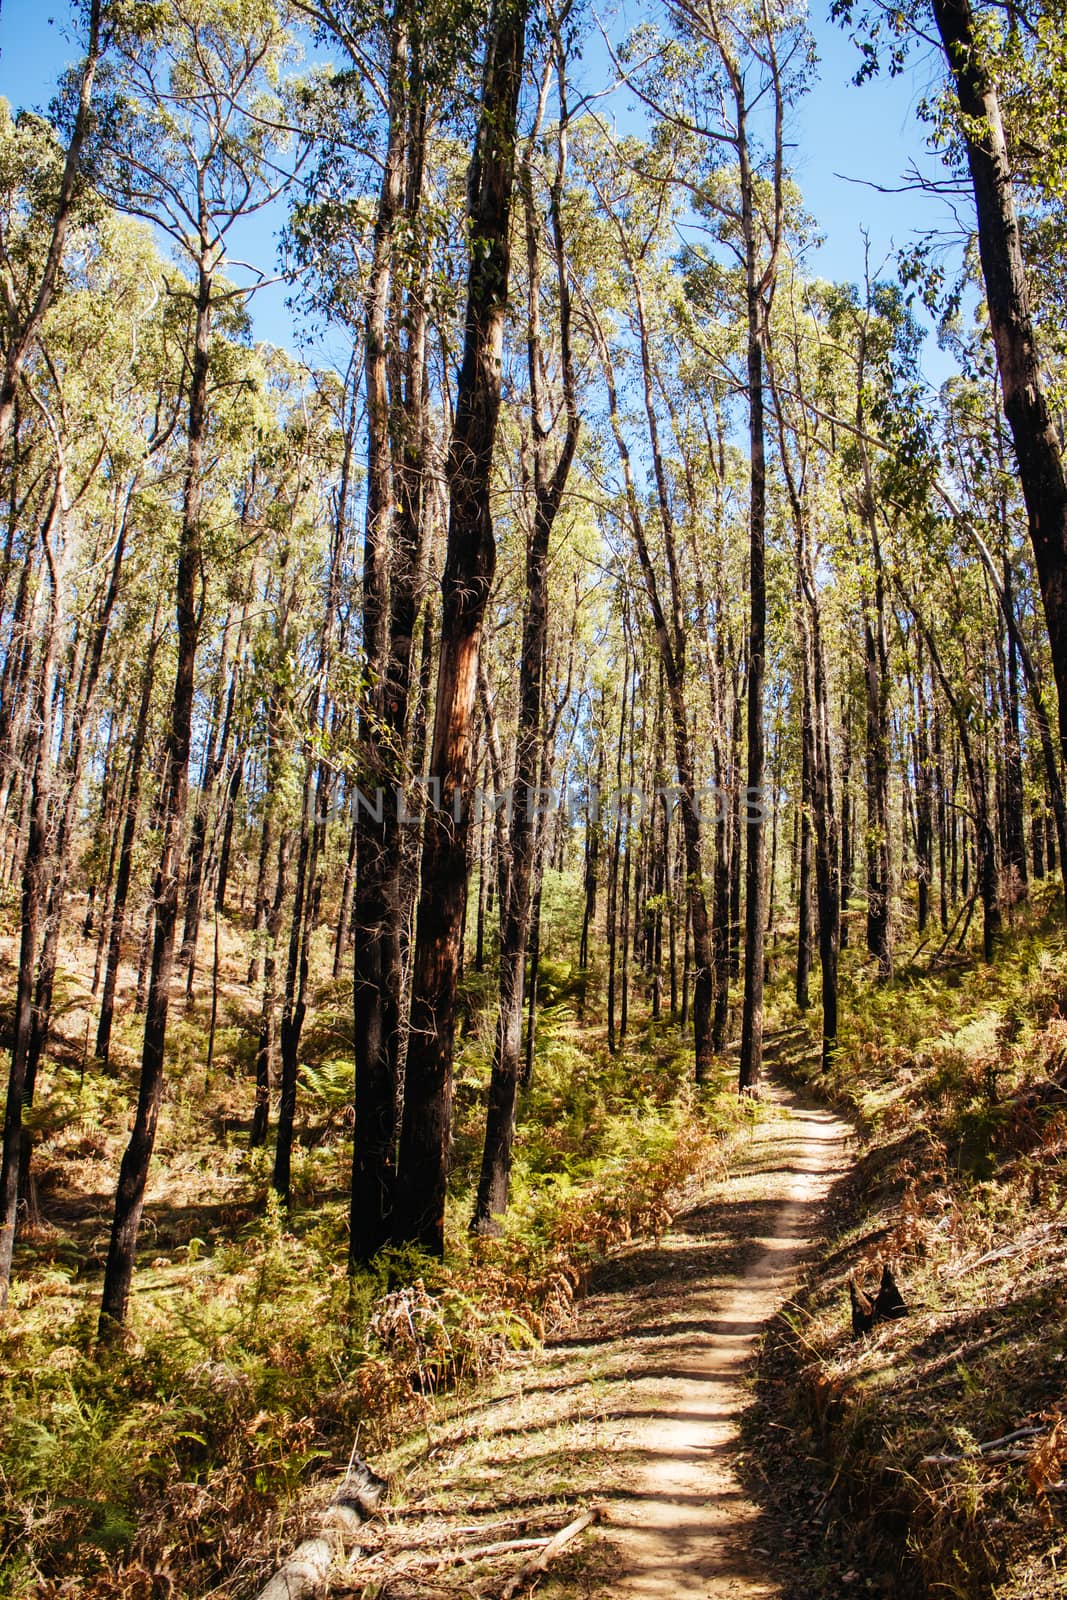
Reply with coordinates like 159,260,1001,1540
601,1084,850,1599
342,1082,851,1600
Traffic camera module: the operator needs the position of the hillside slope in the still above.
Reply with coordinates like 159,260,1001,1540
742,903,1067,1600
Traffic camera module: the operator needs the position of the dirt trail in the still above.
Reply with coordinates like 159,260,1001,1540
600,1084,851,1598
354,1081,852,1600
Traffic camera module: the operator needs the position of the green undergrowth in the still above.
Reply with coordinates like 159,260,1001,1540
744,893,1067,1600
0,981,741,1600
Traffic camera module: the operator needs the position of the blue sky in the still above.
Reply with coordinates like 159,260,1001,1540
0,0,965,381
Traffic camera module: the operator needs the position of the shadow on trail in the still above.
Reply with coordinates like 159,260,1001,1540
374,1082,849,1599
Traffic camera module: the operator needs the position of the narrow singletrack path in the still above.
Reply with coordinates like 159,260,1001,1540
598,1085,851,1598
343,1081,852,1600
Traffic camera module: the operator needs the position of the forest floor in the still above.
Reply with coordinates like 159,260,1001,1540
333,1078,852,1600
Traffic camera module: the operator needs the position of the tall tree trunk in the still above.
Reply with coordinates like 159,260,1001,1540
349,8,408,1263
99,261,212,1338
737,128,768,1092
796,696,813,1012
96,627,160,1065
273,762,316,1202
471,59,578,1230
0,472,64,1304
931,0,1067,771
350,14,433,1265
840,684,853,948
393,0,528,1254
914,647,934,934
863,529,893,978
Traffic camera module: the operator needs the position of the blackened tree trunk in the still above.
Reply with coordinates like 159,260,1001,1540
840,683,853,948
98,262,212,1338
931,0,1067,772
799,547,840,1071
863,525,893,978
351,8,433,1265
96,625,160,1065
250,830,290,1148
392,0,529,1255
1000,540,1027,897
736,115,769,1093
914,645,934,933
0,471,64,1304
349,8,408,1262
796,691,813,1012
273,763,316,1202
472,50,579,1230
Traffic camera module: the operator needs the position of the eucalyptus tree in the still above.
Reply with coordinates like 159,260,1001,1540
0,208,184,1304
472,7,581,1233
0,0,105,448
21,214,187,1109
95,0,307,1335
628,0,809,1089
291,0,485,1259
834,0,1067,786
0,390,67,1304
765,272,842,1069
818,278,929,979
393,0,531,1255
938,352,1067,910
574,129,718,1083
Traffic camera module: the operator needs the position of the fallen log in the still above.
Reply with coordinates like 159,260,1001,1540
252,1453,387,1600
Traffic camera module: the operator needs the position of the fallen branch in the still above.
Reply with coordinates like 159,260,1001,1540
922,1424,1047,1466
975,1425,1048,1451
409,1535,556,1571
356,1506,576,1557
447,1508,582,1543
923,1447,1032,1466
497,1507,601,1599
352,1531,574,1584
